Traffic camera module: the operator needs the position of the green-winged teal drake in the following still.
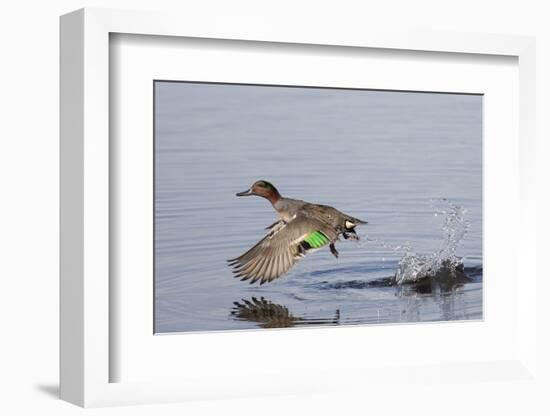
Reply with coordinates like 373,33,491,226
228,180,367,284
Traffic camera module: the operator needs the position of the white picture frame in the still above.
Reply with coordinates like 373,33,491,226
60,7,537,407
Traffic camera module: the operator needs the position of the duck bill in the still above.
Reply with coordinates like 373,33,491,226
236,188,253,197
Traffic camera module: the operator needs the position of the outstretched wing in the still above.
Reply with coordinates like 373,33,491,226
228,215,338,284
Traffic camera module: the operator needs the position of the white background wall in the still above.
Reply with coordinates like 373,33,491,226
0,1,548,414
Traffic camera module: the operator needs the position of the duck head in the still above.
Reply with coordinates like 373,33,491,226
236,180,281,204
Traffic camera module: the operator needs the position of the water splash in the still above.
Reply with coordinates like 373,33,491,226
393,200,470,285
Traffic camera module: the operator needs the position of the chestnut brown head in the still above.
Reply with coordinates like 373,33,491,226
236,180,281,203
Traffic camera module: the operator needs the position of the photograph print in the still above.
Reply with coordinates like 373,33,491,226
154,81,482,333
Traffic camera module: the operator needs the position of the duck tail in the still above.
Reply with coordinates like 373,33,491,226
347,215,368,226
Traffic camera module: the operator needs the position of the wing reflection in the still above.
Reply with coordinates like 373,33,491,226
231,297,340,328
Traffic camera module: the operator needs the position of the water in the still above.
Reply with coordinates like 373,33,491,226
393,200,470,285
154,82,483,333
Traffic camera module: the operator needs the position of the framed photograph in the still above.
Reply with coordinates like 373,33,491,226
60,8,538,407
152,80,483,334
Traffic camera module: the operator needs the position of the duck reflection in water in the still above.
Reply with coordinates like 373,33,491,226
230,265,481,329
231,297,340,329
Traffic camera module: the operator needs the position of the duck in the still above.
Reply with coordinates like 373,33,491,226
227,180,367,284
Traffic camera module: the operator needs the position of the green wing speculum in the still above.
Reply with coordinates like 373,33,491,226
303,230,330,249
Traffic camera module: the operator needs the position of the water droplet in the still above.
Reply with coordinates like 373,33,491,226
394,199,468,285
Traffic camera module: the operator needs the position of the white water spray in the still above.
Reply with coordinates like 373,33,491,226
393,200,470,284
